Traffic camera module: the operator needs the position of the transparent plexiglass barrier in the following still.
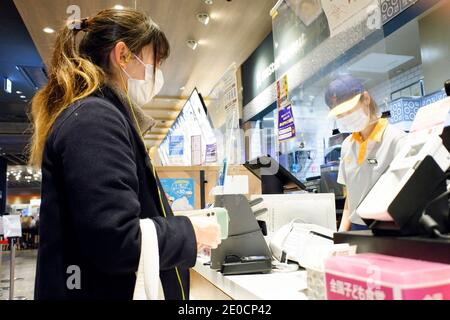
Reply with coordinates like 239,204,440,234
269,0,392,181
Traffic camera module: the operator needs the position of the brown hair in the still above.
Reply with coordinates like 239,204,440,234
29,8,170,166
361,92,381,121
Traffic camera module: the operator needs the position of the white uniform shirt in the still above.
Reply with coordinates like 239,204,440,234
337,119,407,225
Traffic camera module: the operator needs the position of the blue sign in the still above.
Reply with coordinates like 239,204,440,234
169,135,184,156
160,178,195,211
278,104,296,141
206,144,217,163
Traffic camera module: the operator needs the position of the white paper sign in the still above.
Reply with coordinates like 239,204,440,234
191,135,202,166
208,64,240,129
286,0,324,26
409,97,450,142
321,0,376,37
2,215,22,238
223,175,249,195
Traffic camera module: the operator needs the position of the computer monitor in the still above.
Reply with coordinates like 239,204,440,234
244,155,306,194
249,193,337,232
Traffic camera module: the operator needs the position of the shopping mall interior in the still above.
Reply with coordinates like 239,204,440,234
1,0,450,302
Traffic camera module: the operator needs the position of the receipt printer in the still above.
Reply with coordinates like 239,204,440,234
357,134,450,236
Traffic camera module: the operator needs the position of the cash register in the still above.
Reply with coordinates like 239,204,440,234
335,92,450,264
357,134,450,236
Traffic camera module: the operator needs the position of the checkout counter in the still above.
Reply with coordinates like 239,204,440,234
160,97,450,300
190,258,308,300
185,190,338,300
187,118,450,299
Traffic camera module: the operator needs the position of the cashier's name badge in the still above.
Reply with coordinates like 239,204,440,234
367,158,378,165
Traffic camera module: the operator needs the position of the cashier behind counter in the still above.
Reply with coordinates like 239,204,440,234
325,74,407,232
353,81,450,237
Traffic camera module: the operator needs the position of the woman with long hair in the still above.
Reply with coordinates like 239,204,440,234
30,8,220,300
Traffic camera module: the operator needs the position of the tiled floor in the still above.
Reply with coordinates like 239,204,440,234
0,250,37,300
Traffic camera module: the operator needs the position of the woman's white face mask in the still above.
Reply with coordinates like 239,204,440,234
335,106,370,133
122,54,164,107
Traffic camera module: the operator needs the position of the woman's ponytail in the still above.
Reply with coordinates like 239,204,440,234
29,21,104,166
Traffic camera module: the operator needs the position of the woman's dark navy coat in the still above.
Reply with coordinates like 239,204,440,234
35,86,197,300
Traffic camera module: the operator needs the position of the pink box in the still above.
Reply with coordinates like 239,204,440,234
324,253,450,300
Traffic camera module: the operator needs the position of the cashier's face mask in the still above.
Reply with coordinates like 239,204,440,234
335,105,370,133
121,54,164,107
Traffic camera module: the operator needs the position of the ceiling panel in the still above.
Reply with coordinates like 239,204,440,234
13,0,275,146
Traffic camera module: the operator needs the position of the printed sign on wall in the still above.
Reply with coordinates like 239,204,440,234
286,0,324,26
206,144,218,163
191,135,202,166
277,75,296,142
169,135,184,156
160,178,195,212
321,0,376,36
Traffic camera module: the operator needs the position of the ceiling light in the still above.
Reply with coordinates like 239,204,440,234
187,40,198,50
43,27,55,34
196,13,210,25
16,91,22,94
114,4,125,10
180,86,186,91
20,95,26,99
204,0,213,4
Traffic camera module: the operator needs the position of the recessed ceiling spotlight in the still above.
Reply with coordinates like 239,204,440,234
16,91,22,94
43,27,55,34
20,95,26,99
204,0,213,4
114,4,125,10
197,13,210,25
187,40,198,50
180,86,186,91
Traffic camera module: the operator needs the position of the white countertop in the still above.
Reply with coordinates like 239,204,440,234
193,258,309,300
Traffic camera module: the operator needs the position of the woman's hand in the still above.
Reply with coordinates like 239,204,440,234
188,216,222,250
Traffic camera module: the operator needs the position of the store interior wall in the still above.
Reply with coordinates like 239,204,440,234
419,0,450,94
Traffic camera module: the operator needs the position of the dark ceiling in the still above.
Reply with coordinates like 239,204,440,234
0,0,46,165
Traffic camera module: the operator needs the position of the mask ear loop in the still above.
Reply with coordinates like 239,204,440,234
119,63,145,139
134,54,157,95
